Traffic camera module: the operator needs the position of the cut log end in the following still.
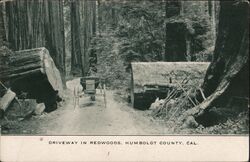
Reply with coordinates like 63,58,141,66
0,89,16,119
0,47,64,113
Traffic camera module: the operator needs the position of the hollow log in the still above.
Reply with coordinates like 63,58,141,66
130,62,210,110
0,88,16,118
0,47,63,112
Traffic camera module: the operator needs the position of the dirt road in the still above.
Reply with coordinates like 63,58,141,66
2,78,166,135
51,79,164,135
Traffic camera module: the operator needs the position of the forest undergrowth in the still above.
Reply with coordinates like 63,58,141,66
89,32,130,101
149,82,249,134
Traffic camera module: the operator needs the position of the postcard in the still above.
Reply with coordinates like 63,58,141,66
0,0,249,161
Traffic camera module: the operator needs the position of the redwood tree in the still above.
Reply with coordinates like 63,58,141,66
70,0,96,76
0,2,6,47
165,0,187,61
184,0,249,124
4,0,66,79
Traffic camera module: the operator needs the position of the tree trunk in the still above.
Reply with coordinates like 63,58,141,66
92,1,97,36
97,0,101,36
4,0,66,82
165,1,187,61
70,0,81,73
70,0,96,76
0,3,6,46
184,1,249,124
208,0,217,48
63,1,72,78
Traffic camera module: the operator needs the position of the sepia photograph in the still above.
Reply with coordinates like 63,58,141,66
1,0,249,161
0,0,249,137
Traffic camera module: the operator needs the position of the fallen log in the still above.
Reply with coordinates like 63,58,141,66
0,47,63,112
0,89,16,119
130,62,210,110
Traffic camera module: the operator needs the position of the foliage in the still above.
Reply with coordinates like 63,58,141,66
168,2,215,61
115,1,166,63
184,2,215,61
88,34,129,89
91,1,216,89
92,1,166,88
99,1,216,64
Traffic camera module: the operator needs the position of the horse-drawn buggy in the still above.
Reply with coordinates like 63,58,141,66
80,76,106,107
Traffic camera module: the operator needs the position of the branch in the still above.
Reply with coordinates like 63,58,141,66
199,88,207,101
176,81,196,107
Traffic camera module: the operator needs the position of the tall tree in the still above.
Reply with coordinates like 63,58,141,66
0,2,6,47
71,0,96,76
185,0,249,121
165,0,187,61
4,0,66,80
208,0,218,47
63,0,72,78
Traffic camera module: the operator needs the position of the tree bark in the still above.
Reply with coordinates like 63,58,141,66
63,1,72,78
4,0,66,82
185,1,249,121
0,47,63,93
0,3,6,46
165,1,187,61
0,47,63,112
71,0,96,76
208,0,217,48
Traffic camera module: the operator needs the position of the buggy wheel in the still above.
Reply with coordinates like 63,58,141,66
90,95,95,101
